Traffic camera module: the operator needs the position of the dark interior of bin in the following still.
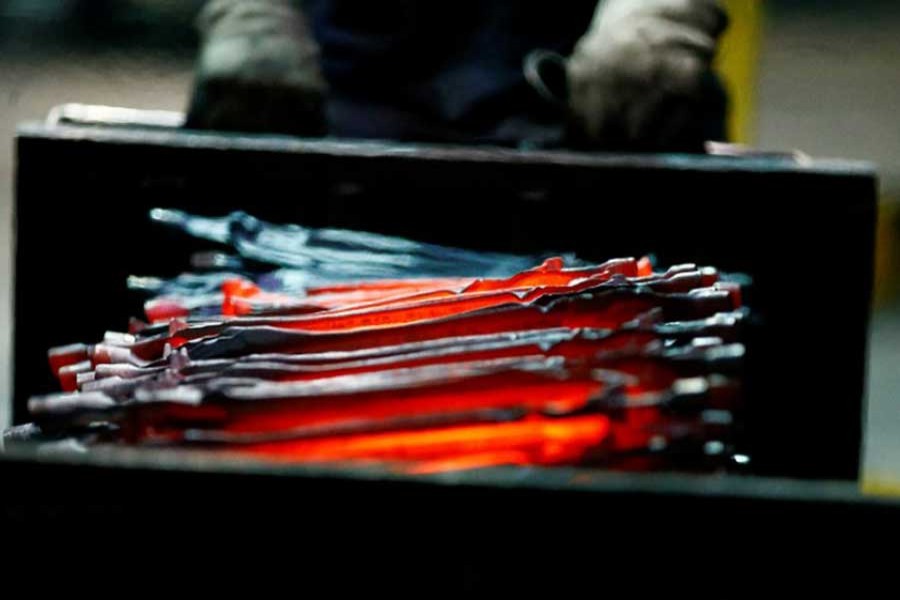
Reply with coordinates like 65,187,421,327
14,124,878,480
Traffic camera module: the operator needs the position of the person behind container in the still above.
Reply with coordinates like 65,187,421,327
187,0,729,152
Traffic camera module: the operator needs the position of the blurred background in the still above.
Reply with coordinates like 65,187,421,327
0,0,898,487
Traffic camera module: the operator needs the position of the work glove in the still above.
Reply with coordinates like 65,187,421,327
528,0,729,151
186,0,327,136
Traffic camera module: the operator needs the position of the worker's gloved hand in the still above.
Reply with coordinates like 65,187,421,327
530,0,729,151
186,0,327,136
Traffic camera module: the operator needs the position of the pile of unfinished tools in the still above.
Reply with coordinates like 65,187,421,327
8,210,748,474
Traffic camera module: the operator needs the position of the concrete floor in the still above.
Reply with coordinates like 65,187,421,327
1,4,898,487
865,309,900,490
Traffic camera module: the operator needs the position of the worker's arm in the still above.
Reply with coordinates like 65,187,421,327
185,0,326,135
530,0,729,151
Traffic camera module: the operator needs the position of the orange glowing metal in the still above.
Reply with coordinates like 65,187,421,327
237,415,611,465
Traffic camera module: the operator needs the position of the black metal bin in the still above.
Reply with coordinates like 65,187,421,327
6,119,896,560
13,122,877,480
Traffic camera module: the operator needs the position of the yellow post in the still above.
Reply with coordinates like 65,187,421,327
715,0,765,144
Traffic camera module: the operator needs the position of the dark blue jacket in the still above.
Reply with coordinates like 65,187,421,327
305,0,598,147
